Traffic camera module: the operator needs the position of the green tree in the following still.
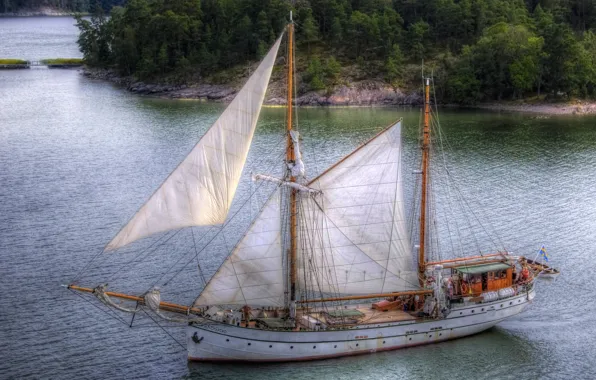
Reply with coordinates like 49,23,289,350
306,57,325,90
385,44,404,89
406,21,430,60
324,56,341,85
298,7,319,54
75,5,112,66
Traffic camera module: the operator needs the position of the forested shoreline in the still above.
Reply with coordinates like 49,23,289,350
8,0,596,105
0,0,123,14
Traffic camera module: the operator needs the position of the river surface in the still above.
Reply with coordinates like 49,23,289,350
1,17,596,380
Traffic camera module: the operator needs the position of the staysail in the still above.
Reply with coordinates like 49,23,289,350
194,188,284,307
105,36,283,251
298,120,419,295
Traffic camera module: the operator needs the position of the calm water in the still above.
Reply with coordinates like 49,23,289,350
2,17,596,380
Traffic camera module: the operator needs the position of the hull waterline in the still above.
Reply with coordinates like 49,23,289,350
187,287,535,362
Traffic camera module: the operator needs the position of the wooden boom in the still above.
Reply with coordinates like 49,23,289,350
68,284,202,315
296,289,433,304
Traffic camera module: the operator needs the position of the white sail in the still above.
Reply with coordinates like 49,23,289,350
298,120,419,295
105,36,283,251
194,189,284,307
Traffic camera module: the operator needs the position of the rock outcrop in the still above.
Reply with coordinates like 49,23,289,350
83,68,425,106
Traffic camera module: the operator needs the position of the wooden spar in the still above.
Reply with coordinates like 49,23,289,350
418,78,430,285
286,20,297,303
437,259,511,270
426,253,511,266
68,285,202,315
296,290,433,304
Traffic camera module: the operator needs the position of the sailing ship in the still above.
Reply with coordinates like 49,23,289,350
68,17,544,362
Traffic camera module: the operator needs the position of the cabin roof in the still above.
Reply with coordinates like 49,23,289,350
454,262,511,274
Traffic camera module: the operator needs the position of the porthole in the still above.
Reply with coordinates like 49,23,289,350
269,345,272,348
481,308,484,311
313,346,316,349
290,346,293,349
226,339,229,342
334,345,337,348
500,304,503,308
459,312,463,315
247,342,251,346
383,341,386,344
428,335,432,338
409,338,412,341
471,310,475,313
439,333,442,336
356,344,359,347
509,302,513,305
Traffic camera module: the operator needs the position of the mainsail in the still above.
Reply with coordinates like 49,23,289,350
298,121,419,295
194,189,284,307
105,36,283,251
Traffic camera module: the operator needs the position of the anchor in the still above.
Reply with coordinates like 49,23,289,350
192,332,204,344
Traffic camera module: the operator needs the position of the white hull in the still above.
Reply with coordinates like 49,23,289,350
187,287,535,362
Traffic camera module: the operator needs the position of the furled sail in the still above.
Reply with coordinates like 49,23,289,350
194,189,284,307
105,36,283,251
298,120,419,295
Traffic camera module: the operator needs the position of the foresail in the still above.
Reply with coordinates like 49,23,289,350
194,189,284,307
298,120,419,295
105,36,283,251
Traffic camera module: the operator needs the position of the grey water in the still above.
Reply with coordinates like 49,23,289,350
1,17,596,380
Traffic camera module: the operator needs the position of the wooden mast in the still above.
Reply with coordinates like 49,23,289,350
418,78,431,284
286,17,297,303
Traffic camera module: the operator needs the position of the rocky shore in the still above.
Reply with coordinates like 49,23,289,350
471,101,596,115
82,68,596,114
82,68,423,106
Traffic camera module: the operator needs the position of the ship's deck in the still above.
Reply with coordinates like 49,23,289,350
299,308,417,328
354,308,418,324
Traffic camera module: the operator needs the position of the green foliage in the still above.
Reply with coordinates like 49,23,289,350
75,6,112,67
304,56,342,91
0,59,28,64
68,0,596,102
40,58,84,64
406,21,430,60
385,44,404,89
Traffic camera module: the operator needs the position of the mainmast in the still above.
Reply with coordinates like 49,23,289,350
286,16,297,304
418,78,431,284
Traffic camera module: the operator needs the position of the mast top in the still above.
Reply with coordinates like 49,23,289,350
290,11,293,22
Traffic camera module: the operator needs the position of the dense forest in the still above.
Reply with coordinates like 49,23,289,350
73,0,596,103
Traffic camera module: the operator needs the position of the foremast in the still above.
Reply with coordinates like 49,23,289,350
286,17,298,309
418,78,431,285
